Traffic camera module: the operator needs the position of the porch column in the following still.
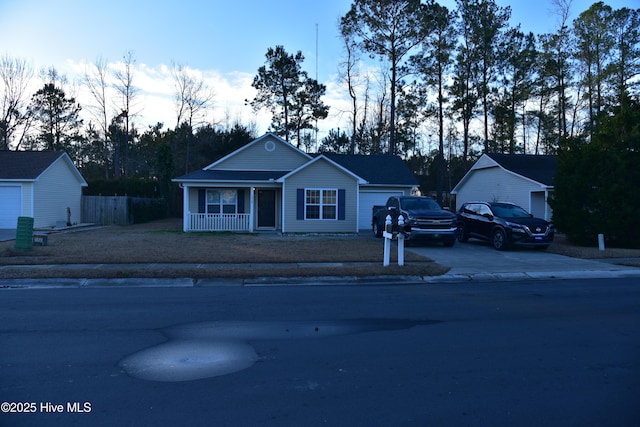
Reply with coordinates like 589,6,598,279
182,185,189,232
249,187,255,232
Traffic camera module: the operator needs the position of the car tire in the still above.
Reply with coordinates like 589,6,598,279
492,228,508,250
373,220,383,238
456,223,469,242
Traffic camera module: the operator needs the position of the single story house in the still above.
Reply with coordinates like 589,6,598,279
451,153,556,221
172,133,418,233
0,151,88,229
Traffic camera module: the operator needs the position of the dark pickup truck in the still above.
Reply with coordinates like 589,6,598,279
372,196,457,246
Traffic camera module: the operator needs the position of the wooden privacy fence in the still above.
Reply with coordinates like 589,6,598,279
82,196,164,225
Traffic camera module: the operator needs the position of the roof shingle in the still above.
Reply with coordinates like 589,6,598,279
0,151,65,180
320,153,417,186
486,153,556,186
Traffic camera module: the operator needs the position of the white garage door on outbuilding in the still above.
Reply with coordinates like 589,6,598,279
0,151,87,229
0,186,22,228
358,191,403,231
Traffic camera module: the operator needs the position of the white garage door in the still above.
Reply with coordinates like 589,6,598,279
0,186,22,228
358,191,403,231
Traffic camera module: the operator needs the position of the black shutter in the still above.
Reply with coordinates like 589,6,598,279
198,189,206,213
296,188,304,220
237,189,245,213
338,189,346,220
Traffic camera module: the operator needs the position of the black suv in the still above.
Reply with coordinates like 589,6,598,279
456,202,554,250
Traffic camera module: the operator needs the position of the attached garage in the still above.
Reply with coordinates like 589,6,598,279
0,151,87,229
0,186,22,228
320,153,417,231
358,190,404,231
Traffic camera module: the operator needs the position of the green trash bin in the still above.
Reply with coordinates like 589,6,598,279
15,216,34,251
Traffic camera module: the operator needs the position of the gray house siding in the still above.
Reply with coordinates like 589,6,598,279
455,167,534,208
282,159,359,233
33,158,84,227
213,135,310,171
454,167,553,220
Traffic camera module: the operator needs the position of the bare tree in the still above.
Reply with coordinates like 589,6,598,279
112,51,140,178
0,54,34,150
82,57,111,177
171,62,214,129
171,62,215,173
550,0,573,29
339,31,361,154
340,0,430,155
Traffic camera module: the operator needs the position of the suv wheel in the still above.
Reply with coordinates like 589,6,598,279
373,221,383,238
456,223,469,242
492,228,508,250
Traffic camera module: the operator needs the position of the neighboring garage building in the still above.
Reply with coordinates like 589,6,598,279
451,153,556,221
0,151,88,229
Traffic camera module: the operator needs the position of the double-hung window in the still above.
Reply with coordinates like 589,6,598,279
207,189,237,214
305,189,337,220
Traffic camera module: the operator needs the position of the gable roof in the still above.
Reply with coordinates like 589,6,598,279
173,133,418,188
203,132,312,170
320,153,417,186
0,151,87,185
278,154,367,184
486,153,556,186
452,153,556,195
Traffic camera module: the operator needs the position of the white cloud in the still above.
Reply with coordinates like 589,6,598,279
34,59,353,142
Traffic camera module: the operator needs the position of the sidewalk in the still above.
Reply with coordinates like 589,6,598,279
2,227,640,288
2,258,640,288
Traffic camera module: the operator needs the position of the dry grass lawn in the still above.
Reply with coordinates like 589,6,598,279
0,218,446,279
546,234,640,261
2,218,638,280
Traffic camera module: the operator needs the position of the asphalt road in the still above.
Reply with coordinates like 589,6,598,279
1,278,639,427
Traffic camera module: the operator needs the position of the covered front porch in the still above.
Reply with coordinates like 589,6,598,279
188,212,252,232
181,185,281,232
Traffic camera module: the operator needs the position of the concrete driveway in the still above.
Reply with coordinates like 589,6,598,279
407,238,638,279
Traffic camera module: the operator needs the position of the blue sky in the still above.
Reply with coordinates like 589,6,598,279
0,0,636,140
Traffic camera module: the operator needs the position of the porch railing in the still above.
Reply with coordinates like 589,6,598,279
188,213,251,232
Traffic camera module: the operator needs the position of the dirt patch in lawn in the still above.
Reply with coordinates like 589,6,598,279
0,218,448,279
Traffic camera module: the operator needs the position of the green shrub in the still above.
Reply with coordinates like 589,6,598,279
550,98,640,248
